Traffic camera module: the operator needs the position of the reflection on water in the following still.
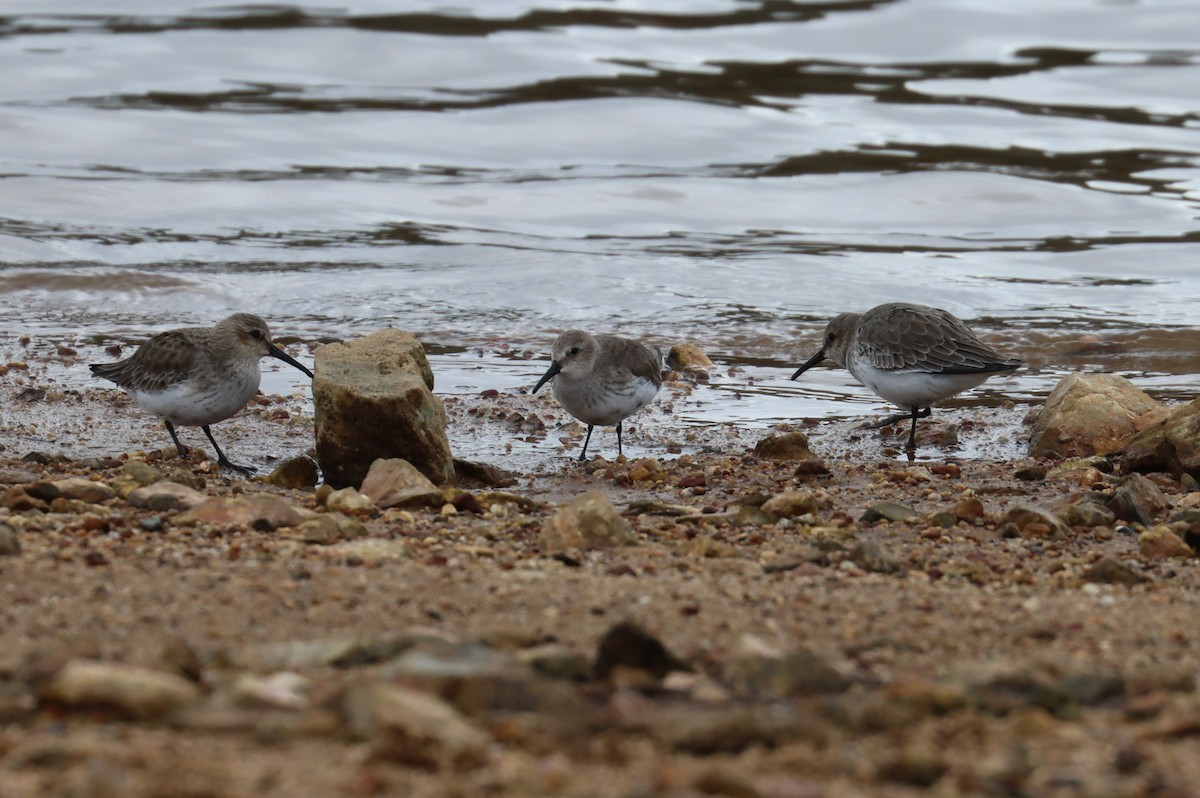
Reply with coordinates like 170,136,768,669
1,0,1198,460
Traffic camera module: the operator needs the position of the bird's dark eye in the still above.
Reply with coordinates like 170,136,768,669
825,331,837,345
568,346,580,356
250,329,263,340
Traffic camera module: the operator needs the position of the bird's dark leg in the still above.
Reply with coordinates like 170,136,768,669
906,407,932,451
163,421,189,459
578,424,595,462
201,425,254,476
616,421,624,458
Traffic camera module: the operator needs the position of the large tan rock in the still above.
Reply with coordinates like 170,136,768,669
314,330,454,488
1029,373,1164,458
175,494,304,530
40,660,201,720
1122,398,1200,480
340,682,490,769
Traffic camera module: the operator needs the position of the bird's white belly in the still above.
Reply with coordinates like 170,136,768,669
553,376,658,426
851,363,991,409
133,369,260,427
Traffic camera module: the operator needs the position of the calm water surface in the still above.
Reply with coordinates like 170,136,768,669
1,0,1199,456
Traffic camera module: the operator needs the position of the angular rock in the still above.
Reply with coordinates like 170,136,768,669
261,456,319,490
860,501,919,524
540,490,636,551
40,659,201,720
26,478,114,504
725,635,849,697
127,480,207,512
313,329,454,488
0,680,36,722
176,494,304,530
0,467,39,485
290,513,368,545
753,432,828,476
665,343,713,372
1000,505,1069,539
1138,526,1194,559
954,491,985,523
1082,556,1149,586
453,458,518,489
1029,373,1164,458
1109,473,1170,526
359,457,439,509
0,522,19,556
761,490,817,519
1054,494,1117,529
324,487,375,515
230,672,311,711
643,704,803,753
340,682,490,768
594,621,689,681
1123,398,1200,480
850,539,902,574
122,461,163,487
230,637,417,672
2,487,46,512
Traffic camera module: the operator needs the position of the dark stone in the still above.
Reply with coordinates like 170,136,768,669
593,621,689,681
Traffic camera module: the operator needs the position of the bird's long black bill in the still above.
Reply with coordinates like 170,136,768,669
532,360,561,394
269,343,314,379
790,350,826,380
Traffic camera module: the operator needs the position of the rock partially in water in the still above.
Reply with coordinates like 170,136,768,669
1122,398,1200,481
1029,373,1164,458
540,490,636,552
665,343,714,372
313,329,454,489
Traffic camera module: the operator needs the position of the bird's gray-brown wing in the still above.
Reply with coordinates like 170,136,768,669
89,329,201,392
855,303,1023,374
596,335,664,388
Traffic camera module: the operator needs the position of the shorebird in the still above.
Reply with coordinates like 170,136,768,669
533,330,662,461
90,313,313,474
791,302,1022,452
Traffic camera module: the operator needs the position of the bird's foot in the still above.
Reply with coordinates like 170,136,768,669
217,456,256,477
862,413,911,431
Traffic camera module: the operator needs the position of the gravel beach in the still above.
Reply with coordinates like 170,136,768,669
2,342,1200,798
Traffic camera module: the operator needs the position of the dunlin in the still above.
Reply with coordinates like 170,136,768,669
90,313,313,475
532,330,662,461
791,302,1022,452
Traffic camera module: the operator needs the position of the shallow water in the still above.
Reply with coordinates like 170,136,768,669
2,0,1198,463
